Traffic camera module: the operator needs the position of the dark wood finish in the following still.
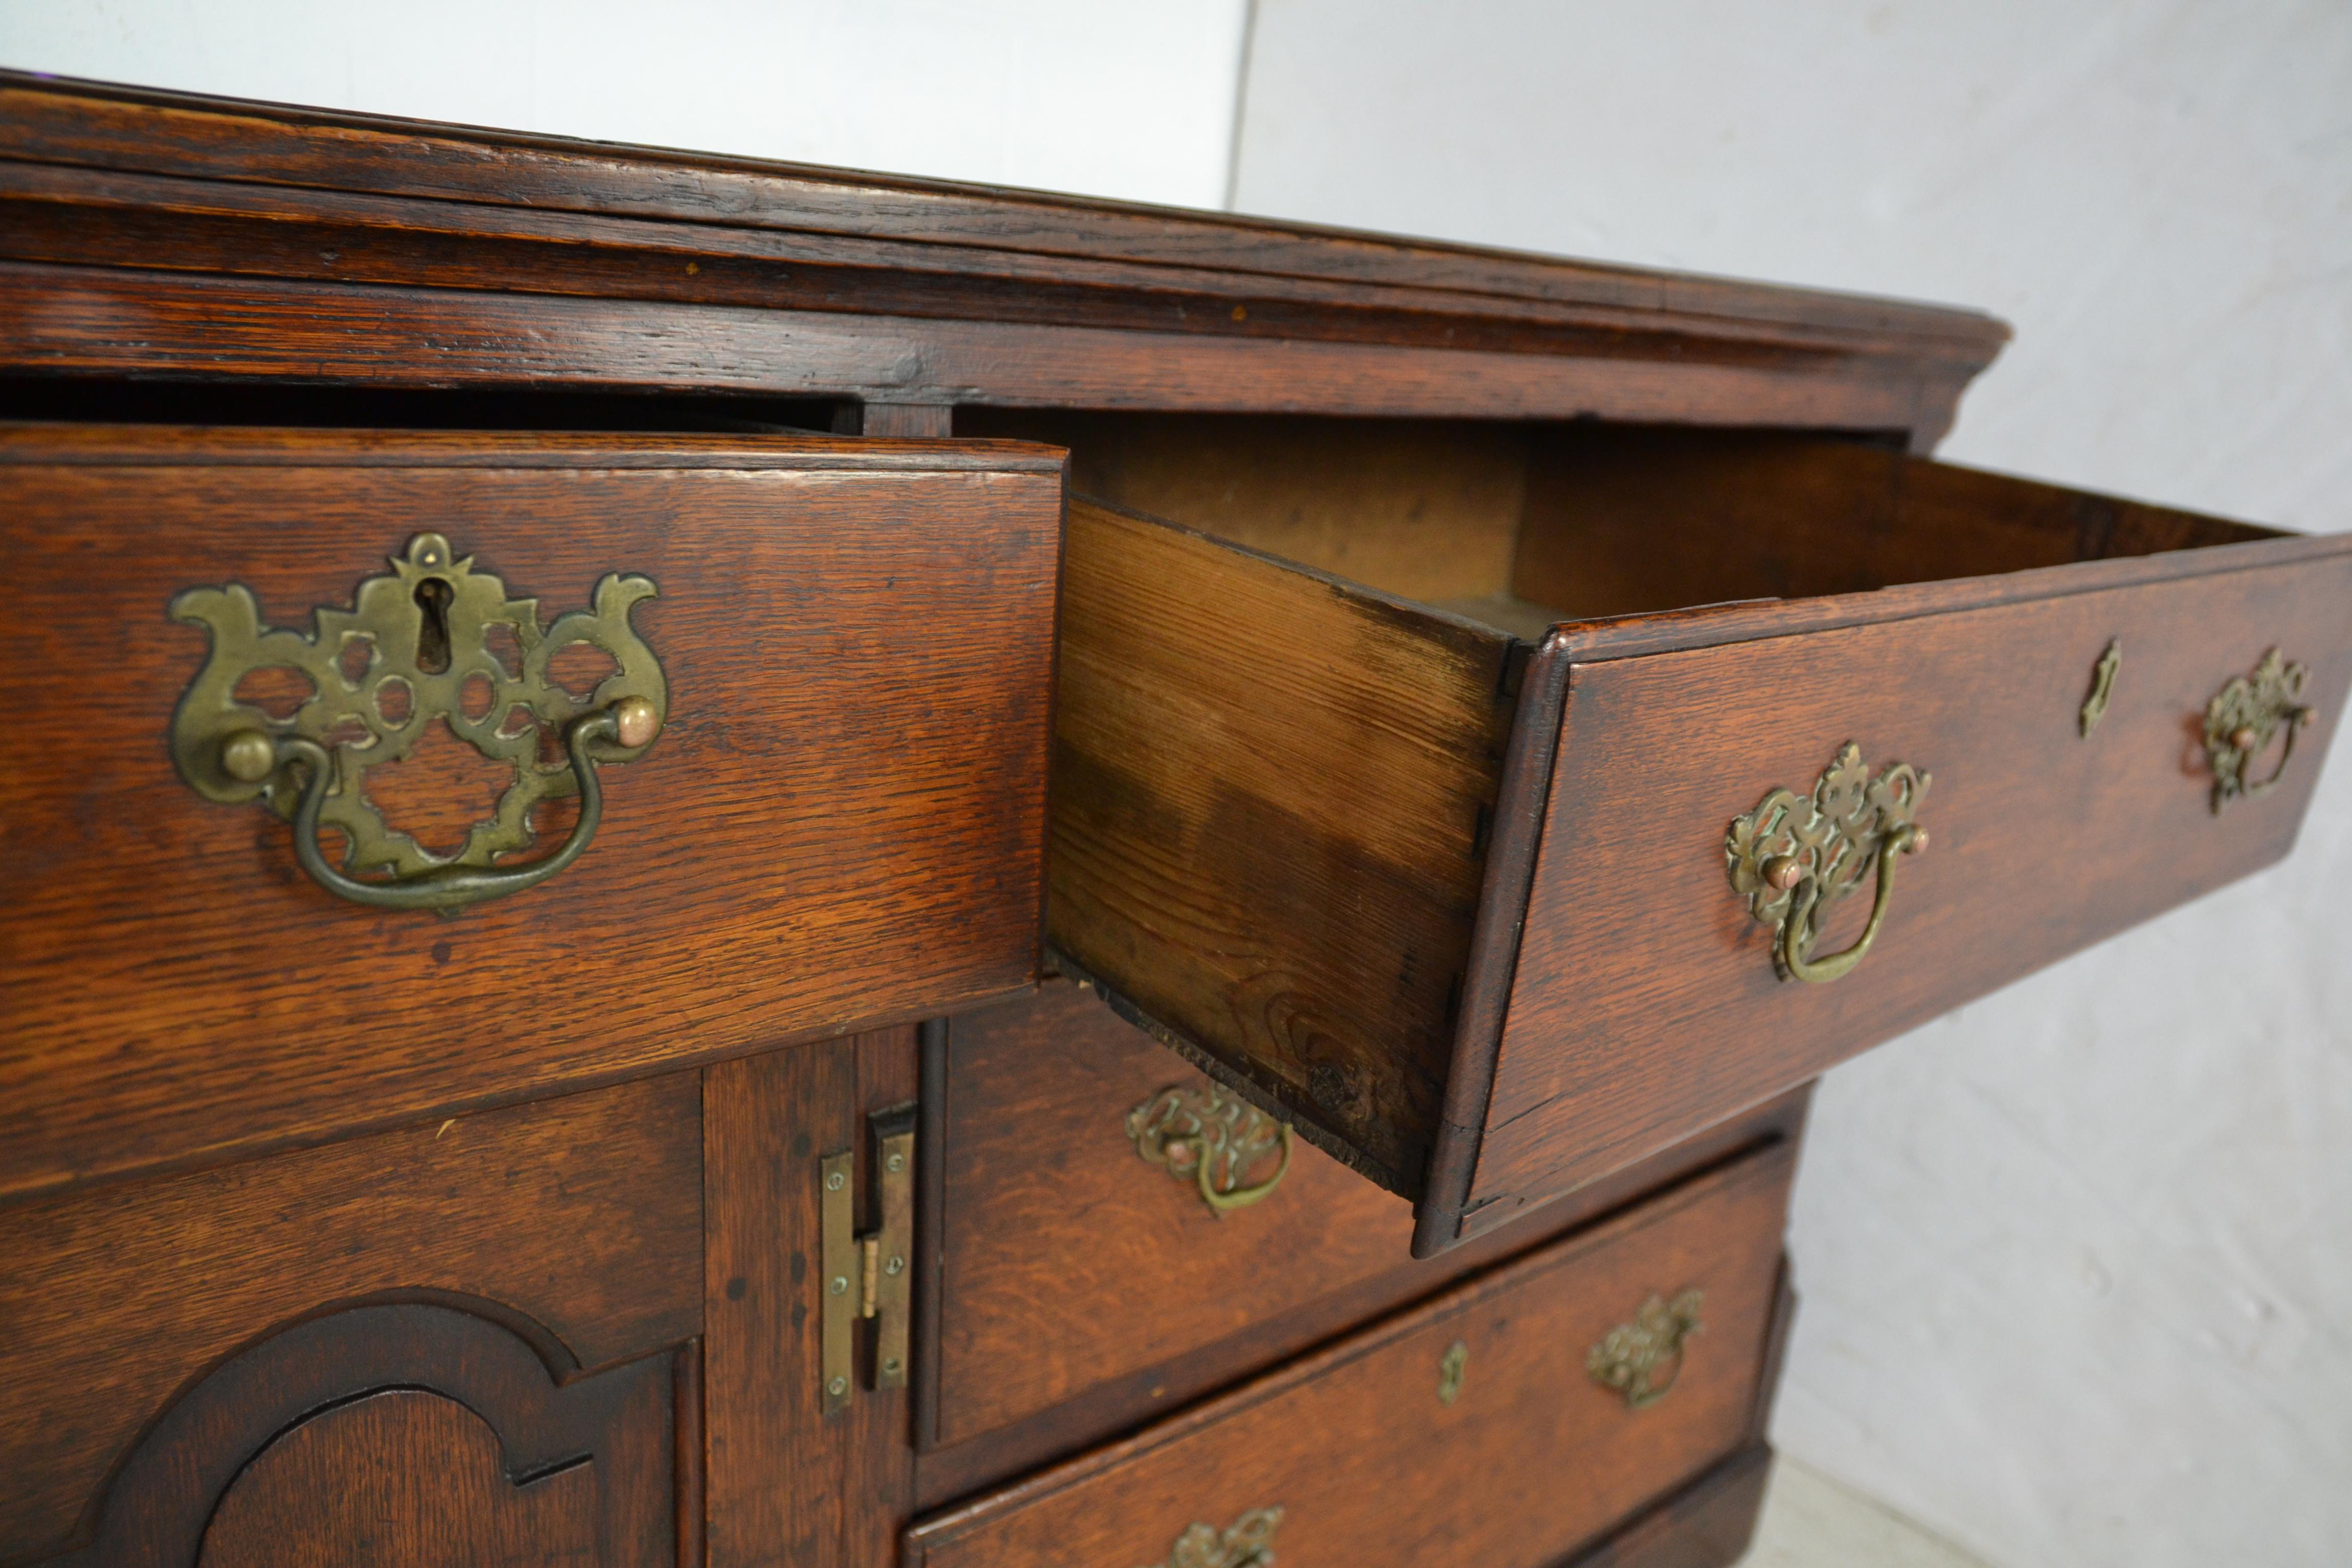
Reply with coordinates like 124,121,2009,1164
1049,496,1517,1191
703,1027,920,1568
0,424,1060,1201
907,1141,1795,1568
1557,1444,1774,1568
0,1075,699,1564
915,979,1807,1497
31,1302,676,1568
1462,547,2352,1226
199,1390,599,1568
0,76,2004,443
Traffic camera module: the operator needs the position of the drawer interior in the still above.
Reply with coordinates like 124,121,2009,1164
962,410,2284,631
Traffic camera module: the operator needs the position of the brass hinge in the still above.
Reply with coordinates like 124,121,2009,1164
819,1109,915,1415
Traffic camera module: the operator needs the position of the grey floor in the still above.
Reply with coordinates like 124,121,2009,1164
1737,1458,1992,1567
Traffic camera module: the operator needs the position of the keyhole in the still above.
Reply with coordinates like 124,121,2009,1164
414,577,454,674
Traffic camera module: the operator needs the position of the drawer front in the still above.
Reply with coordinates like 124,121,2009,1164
1,425,1061,1199
909,1141,1793,1568
922,981,1806,1487
0,1074,700,1566
1462,552,2352,1231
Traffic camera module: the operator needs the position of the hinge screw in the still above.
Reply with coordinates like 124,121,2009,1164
885,1255,905,1276
882,1357,902,1378
829,1275,849,1295
827,1376,848,1398
886,1152,906,1173
825,1171,847,1191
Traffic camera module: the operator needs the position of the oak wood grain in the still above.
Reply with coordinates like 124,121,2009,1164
959,410,1530,603
1512,426,2278,621
703,1029,919,1568
1471,553,2352,1218
908,1142,1795,1568
0,1075,699,1565
0,424,1059,1200
198,1391,602,1568
0,260,1965,432
0,74,2007,446
30,1302,676,1568
1047,497,1517,1191
915,980,1808,1500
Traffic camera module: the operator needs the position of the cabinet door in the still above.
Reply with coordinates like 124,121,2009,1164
2,1079,699,1568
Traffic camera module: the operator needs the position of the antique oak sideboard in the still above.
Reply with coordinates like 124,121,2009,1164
3,73,2345,1568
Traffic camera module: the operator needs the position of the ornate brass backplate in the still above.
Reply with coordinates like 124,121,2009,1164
170,532,666,911
2204,648,2313,814
1725,742,1929,984
1437,1339,1469,1406
1126,1084,1293,1216
1140,1507,1285,1568
1587,1289,1704,1410
2079,638,2122,737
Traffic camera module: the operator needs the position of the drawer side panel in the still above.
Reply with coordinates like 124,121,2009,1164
1048,498,1516,1193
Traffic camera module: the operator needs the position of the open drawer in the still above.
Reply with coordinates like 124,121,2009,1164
1027,413,2352,1255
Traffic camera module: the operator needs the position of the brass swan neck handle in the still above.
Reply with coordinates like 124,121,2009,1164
1767,821,1925,985
1725,743,1931,986
225,697,655,914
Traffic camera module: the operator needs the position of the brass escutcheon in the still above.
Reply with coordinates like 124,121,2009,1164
1587,1289,1704,1410
169,532,666,913
1437,1339,1469,1406
1139,1507,1285,1568
1725,742,1930,984
1127,1084,1293,1216
2080,639,2122,737
2204,648,2313,814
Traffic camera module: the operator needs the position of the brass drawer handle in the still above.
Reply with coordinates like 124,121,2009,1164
2205,649,2313,813
1140,1507,1284,1568
232,703,645,912
1127,1084,1293,1215
1587,1289,1703,1410
171,531,667,915
1725,742,1930,984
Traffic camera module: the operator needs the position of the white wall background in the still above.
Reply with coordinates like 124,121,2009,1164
0,1,1250,207
6,4,2348,1563
1232,5,2352,1565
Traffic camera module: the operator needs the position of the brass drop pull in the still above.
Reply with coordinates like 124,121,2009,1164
1587,1289,1703,1410
2205,649,2313,814
170,532,667,914
1139,1507,1284,1568
1127,1084,1293,1215
1725,742,1930,984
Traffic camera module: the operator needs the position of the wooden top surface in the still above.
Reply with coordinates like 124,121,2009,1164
0,71,2007,436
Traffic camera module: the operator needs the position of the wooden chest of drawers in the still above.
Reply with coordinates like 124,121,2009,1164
2,69,2341,1568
